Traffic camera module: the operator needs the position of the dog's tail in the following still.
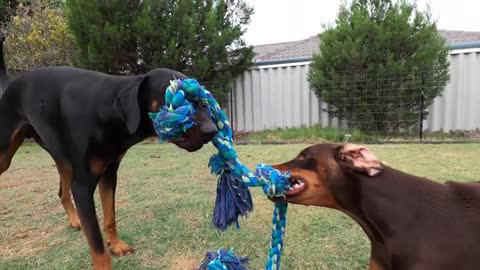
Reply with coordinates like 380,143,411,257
0,34,8,97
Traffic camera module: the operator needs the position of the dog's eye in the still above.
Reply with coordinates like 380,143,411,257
297,154,310,161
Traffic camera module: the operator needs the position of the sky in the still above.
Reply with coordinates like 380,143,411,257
243,0,480,46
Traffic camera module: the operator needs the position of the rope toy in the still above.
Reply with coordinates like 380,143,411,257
196,248,249,270
149,78,291,269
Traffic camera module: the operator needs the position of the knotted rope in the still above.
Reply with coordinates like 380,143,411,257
149,78,291,270
196,248,249,270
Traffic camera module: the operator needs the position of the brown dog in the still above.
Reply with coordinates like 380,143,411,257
273,143,480,270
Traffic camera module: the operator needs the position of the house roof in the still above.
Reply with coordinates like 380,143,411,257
254,30,480,65
253,35,320,63
438,30,480,44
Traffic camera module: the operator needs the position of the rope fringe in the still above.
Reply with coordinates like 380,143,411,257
196,248,249,270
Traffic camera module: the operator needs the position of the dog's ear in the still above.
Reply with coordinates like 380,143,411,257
337,144,383,176
113,76,146,134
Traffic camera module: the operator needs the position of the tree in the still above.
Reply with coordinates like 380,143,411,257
4,0,75,71
0,1,63,29
65,0,141,74
0,1,19,27
308,0,450,133
66,0,254,101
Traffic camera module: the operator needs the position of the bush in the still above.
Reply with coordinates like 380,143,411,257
308,0,450,133
4,1,74,70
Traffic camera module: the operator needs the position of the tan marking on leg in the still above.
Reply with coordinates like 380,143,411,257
89,158,108,177
0,128,26,174
369,258,384,270
99,153,132,256
91,249,112,270
55,160,81,229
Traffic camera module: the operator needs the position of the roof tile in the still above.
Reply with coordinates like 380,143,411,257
254,30,480,63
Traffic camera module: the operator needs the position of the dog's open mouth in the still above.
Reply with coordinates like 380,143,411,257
286,177,306,196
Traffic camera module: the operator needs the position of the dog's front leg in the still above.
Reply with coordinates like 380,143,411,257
72,175,112,270
99,160,133,256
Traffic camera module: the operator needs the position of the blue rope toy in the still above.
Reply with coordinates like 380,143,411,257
149,78,291,270
197,248,249,270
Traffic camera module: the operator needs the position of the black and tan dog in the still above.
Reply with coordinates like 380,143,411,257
0,64,217,269
274,143,480,270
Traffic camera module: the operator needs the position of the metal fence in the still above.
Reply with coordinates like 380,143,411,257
300,68,478,142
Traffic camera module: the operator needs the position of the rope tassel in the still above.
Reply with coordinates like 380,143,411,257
196,248,249,270
211,173,253,231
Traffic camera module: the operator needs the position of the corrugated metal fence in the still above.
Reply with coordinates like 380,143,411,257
229,48,480,133
426,49,480,131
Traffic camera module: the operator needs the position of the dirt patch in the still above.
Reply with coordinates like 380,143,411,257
138,251,200,270
0,158,66,259
169,255,200,270
0,225,64,259
0,167,56,190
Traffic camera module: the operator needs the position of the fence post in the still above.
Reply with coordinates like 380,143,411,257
229,86,235,132
419,69,425,142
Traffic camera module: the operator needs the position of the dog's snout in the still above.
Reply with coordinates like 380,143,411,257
200,124,218,142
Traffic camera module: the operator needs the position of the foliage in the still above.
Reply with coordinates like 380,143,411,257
135,0,254,98
0,0,19,27
65,0,141,74
308,0,450,132
66,0,254,101
3,0,74,70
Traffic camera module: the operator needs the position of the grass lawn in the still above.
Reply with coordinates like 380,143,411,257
234,126,480,143
1,142,479,269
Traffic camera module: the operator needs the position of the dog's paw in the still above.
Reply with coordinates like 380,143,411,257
69,216,82,230
108,240,134,256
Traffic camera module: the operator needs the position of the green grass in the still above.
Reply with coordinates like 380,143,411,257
1,143,479,269
234,126,479,143
235,126,375,143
